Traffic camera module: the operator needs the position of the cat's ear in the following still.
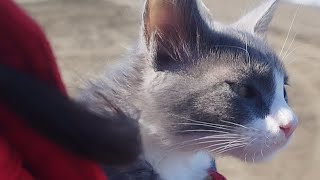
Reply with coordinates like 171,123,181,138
142,0,211,71
233,0,280,38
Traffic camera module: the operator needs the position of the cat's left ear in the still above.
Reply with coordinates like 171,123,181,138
233,0,280,38
142,0,213,71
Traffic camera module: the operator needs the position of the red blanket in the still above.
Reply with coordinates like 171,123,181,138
0,1,106,179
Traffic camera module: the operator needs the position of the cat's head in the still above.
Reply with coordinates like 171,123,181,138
140,0,298,162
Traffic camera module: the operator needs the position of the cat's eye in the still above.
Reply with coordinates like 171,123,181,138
226,82,257,99
238,85,256,99
284,80,289,102
284,87,288,102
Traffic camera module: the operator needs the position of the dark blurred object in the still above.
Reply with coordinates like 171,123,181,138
0,65,142,165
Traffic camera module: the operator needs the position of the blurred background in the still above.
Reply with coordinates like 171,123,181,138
16,0,319,179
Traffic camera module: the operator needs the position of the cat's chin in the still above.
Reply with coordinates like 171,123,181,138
218,148,276,163
220,137,292,163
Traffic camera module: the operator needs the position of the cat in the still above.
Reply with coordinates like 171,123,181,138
78,0,299,179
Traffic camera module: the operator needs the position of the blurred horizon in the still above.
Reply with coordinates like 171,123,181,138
287,0,320,6
15,0,320,7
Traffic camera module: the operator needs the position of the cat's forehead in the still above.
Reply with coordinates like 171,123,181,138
194,28,287,82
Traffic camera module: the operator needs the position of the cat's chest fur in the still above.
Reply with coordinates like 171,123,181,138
146,151,213,180
140,125,214,180
104,146,213,180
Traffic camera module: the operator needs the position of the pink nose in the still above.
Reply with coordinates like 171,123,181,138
280,123,297,138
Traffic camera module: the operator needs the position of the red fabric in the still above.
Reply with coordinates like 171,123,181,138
208,171,227,180
0,0,107,179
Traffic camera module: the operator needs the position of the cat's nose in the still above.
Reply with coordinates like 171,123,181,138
279,121,297,138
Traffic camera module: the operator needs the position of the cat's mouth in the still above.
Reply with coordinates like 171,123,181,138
223,124,297,163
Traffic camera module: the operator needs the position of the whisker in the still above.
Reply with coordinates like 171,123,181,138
260,148,264,158
175,138,240,148
263,134,272,149
220,120,259,131
284,45,303,63
282,32,297,60
177,129,236,134
208,138,250,153
243,138,257,152
213,143,248,154
200,137,249,150
198,140,248,152
173,121,236,129
279,6,300,57
245,34,251,67
252,151,257,163
242,137,258,164
165,134,245,149
166,139,228,152
244,152,248,164
264,138,271,149
169,113,235,129
173,122,242,133
169,113,254,133
165,137,246,153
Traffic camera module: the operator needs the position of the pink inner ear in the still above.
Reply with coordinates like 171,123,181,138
145,0,184,43
149,1,175,28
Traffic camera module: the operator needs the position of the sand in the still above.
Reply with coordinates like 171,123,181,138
16,0,320,179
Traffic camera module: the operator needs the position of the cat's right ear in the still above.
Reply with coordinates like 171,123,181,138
233,0,280,39
142,0,212,71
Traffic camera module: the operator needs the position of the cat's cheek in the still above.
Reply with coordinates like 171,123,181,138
251,117,289,143
227,117,292,162
236,72,299,162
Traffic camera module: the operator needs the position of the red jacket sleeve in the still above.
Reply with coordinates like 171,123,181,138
0,1,107,180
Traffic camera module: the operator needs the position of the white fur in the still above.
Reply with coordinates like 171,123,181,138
264,71,298,139
148,151,212,180
142,126,212,180
268,72,298,132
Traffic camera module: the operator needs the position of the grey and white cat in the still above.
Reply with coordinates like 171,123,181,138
78,0,298,179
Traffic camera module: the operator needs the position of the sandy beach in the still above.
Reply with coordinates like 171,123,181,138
16,0,320,179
